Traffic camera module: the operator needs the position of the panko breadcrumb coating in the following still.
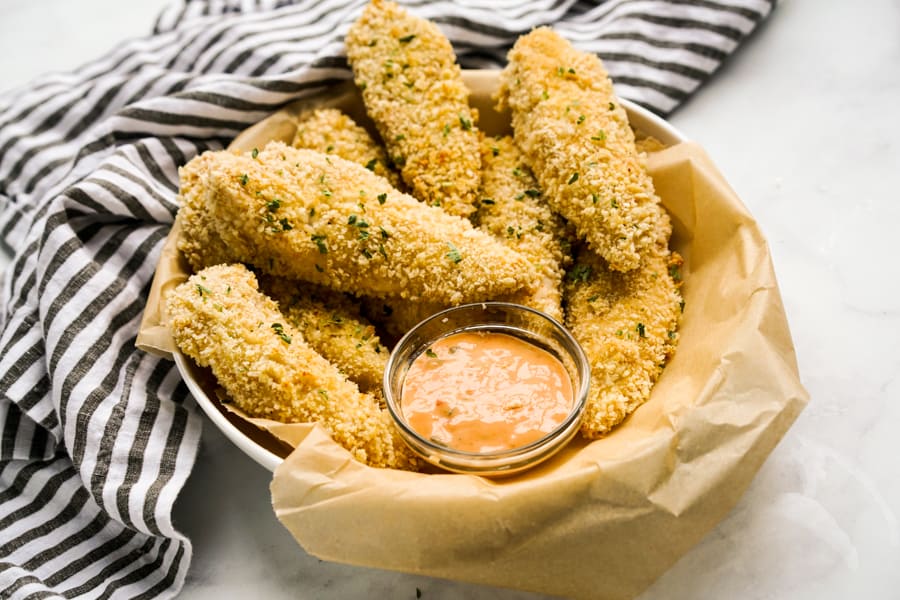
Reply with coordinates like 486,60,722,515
346,0,481,217
166,264,418,470
496,27,664,272
184,142,537,305
259,275,388,395
564,211,683,438
292,107,401,188
476,136,572,321
177,153,236,271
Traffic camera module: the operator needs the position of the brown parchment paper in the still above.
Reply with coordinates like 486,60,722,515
136,71,808,600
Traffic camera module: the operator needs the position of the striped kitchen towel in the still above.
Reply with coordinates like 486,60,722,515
0,1,774,597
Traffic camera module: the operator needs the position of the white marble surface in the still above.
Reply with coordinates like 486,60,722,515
2,0,899,598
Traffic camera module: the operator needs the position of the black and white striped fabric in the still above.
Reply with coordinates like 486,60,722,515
0,1,773,597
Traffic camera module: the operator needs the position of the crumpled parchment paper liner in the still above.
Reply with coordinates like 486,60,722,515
136,72,808,600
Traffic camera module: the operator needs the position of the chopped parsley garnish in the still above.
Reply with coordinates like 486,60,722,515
378,243,388,259
377,193,387,204
348,214,357,225
398,34,416,43
196,284,212,297
541,90,549,100
588,294,599,302
322,189,332,197
278,218,292,231
379,226,390,239
365,158,378,171
576,114,586,125
668,330,677,340
567,263,592,283
668,264,683,282
636,323,646,338
480,198,495,205
311,234,328,254
611,198,619,208
591,130,607,142
524,189,540,198
395,134,405,141
271,323,291,344
266,198,281,212
568,172,579,184
459,114,472,131
591,193,599,204
442,123,450,137
425,348,438,358
251,147,259,159
239,173,249,186
445,242,462,264
491,146,500,156
608,102,616,111
512,167,523,177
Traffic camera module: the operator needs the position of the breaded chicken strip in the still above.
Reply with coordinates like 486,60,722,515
167,264,418,470
476,136,572,322
564,210,683,438
258,275,388,395
177,153,236,271
496,27,664,272
184,142,536,305
346,0,481,217
292,107,401,188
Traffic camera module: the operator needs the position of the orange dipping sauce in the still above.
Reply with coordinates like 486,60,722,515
400,331,574,453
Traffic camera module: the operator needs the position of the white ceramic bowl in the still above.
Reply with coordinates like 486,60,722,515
174,69,688,473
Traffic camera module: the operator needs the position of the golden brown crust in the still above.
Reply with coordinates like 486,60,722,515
292,107,401,187
563,209,682,438
476,135,572,321
176,153,237,271
496,27,664,272
185,142,537,305
258,275,388,395
346,0,481,217
166,264,418,470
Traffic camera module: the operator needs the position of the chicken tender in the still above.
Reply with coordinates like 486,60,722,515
476,136,572,321
496,27,664,272
166,264,418,470
346,0,481,218
292,107,400,188
259,275,388,395
182,142,536,305
177,152,236,271
564,211,683,438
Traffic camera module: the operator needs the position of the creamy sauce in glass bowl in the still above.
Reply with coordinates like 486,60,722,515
400,331,573,453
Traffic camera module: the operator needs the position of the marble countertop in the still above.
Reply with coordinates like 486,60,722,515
2,0,898,598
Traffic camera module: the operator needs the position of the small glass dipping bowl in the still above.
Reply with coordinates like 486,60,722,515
384,302,590,476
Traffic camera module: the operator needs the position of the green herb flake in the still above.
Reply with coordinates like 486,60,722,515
378,243,388,259
591,130,607,142
568,172,579,185
512,167,523,177
459,114,472,131
196,284,212,297
358,229,370,240
239,173,249,186
611,198,619,208
608,102,616,111
266,198,281,212
636,323,646,338
568,67,576,74
541,90,549,100
524,189,540,198
668,264,682,282
425,348,438,359
379,226,390,239
567,263,592,283
377,193,387,204
398,34,416,43
271,323,292,344
314,263,324,272
587,294,600,302
311,234,328,254
251,147,259,159
445,242,462,264
576,114,586,125
591,193,599,204
442,123,450,137
395,134,405,141
491,146,500,156
278,218,292,231
480,198,495,205
365,158,378,171
667,330,677,340
348,214,357,225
